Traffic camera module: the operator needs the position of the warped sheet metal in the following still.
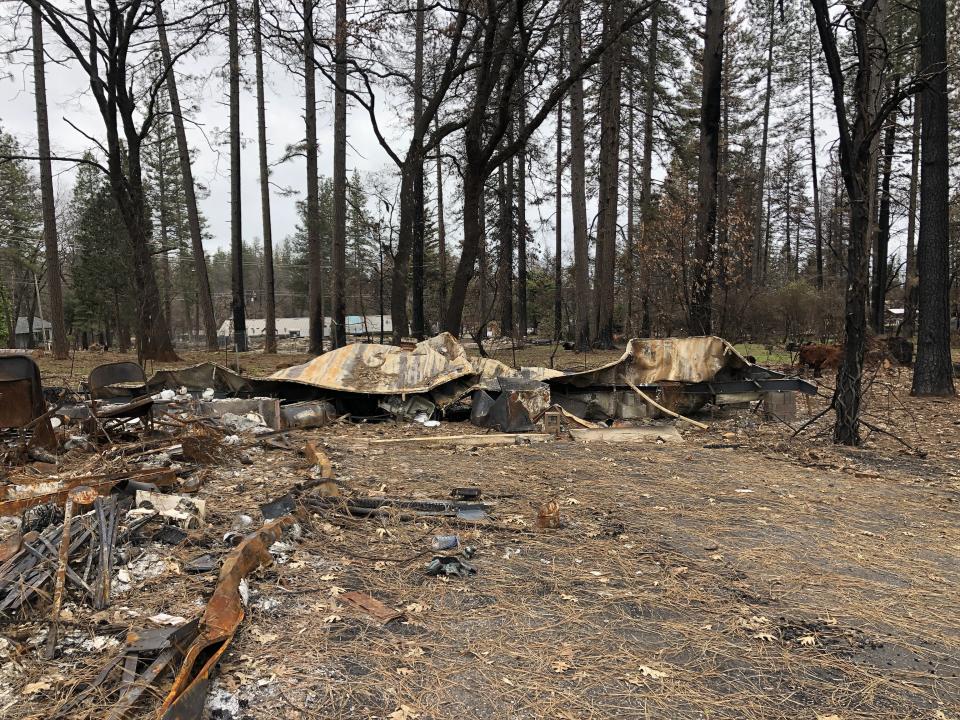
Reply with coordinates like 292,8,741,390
431,356,563,408
547,336,753,389
146,362,266,396
159,515,294,719
269,333,474,395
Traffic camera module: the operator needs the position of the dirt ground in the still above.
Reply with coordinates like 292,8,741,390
1,349,958,719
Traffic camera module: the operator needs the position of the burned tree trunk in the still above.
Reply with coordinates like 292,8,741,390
31,8,68,359
871,89,897,335
568,0,591,351
253,0,277,354
305,0,324,354
753,0,775,286
331,0,348,348
516,81,528,340
811,0,900,444
638,1,658,337
156,2,218,351
498,130,514,336
912,0,955,396
411,0,426,341
554,98,563,342
902,94,920,338
445,171,484,337
436,130,447,312
808,14,824,291
228,0,247,352
593,0,624,349
689,0,725,335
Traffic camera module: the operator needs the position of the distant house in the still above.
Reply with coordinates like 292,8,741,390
217,315,393,341
13,317,52,349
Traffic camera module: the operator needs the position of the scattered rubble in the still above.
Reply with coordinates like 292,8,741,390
1,335,862,719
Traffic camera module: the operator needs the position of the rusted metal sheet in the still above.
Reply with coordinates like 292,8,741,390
0,355,46,428
341,590,403,624
159,515,294,719
0,468,176,517
269,332,475,395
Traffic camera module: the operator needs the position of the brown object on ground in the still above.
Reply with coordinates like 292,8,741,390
0,532,21,563
340,590,403,624
797,338,913,377
569,426,684,443
158,515,294,718
797,343,844,376
305,440,334,478
537,500,561,529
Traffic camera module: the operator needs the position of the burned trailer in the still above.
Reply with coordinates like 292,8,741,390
545,337,815,422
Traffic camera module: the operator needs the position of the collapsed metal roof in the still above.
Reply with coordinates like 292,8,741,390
547,336,755,388
268,333,475,395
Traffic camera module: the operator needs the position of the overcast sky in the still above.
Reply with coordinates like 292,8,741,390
1,6,908,277
1,25,401,253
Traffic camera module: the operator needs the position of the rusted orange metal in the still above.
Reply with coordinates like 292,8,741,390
158,515,294,719
0,468,176,516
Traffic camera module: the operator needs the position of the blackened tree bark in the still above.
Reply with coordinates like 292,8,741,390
624,70,635,337
156,1,218,351
499,126,514,335
252,0,277,353
304,0,324,354
807,12,824,291
568,0,591,351
516,76,528,339
31,8,67,359
593,0,624,349
912,0,955,396
554,97,563,341
411,0,426,340
228,0,247,351
24,0,179,361
753,0,775,285
156,146,173,327
331,0,347,348
689,0,725,335
435,124,447,311
639,1,658,337
902,93,920,337
871,80,898,335
812,0,917,443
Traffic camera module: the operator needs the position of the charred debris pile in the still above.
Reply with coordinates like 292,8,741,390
0,334,813,718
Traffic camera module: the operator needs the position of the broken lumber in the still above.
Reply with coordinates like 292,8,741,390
368,433,553,448
569,426,684,443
